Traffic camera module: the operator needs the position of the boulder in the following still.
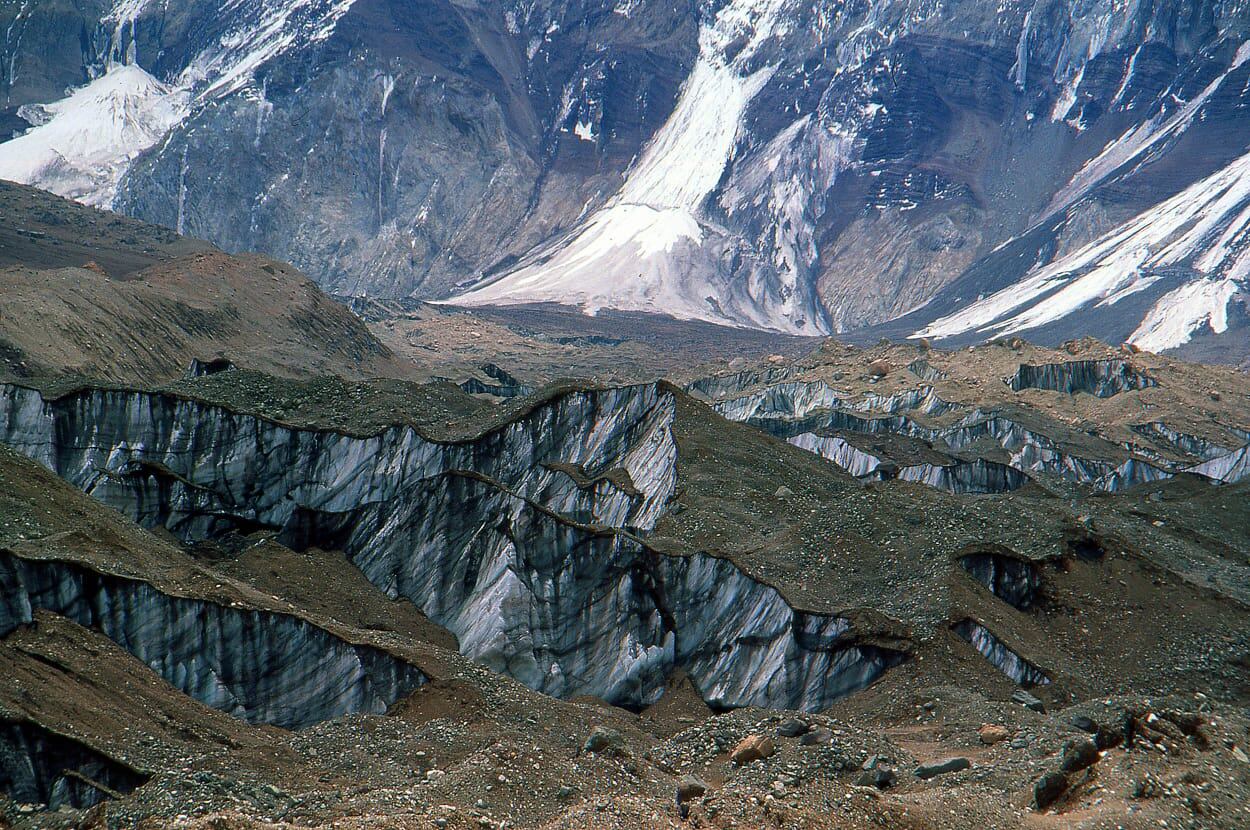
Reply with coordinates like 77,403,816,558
1060,737,1100,773
776,718,809,738
1012,689,1045,713
675,774,708,809
857,767,898,789
730,734,776,765
800,727,833,746
583,726,626,757
1033,771,1069,810
978,724,1009,745
914,757,971,780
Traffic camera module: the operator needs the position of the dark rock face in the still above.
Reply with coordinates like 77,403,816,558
108,0,698,300
0,721,148,810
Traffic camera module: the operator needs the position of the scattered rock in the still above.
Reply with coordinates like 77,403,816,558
730,734,776,765
583,726,626,757
1133,775,1162,799
1060,737,1100,773
867,360,892,379
773,485,795,499
914,757,971,780
799,727,833,746
1034,770,1070,810
856,767,897,789
676,774,708,803
676,773,708,816
978,724,1009,745
1070,714,1099,733
776,718,809,737
1012,689,1046,713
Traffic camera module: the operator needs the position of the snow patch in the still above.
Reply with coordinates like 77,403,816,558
913,148,1250,351
1128,279,1241,352
0,0,359,207
0,64,187,206
453,0,813,332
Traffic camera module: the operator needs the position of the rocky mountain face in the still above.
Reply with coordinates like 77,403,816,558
2,1,1247,353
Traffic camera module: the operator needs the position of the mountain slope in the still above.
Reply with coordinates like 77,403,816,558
0,180,407,383
1,0,1248,350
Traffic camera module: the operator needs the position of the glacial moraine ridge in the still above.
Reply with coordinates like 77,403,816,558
0,382,908,712
701,376,1250,492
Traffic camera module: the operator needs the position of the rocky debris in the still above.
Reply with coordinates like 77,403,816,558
1059,737,1100,773
773,485,795,499
675,774,708,817
800,727,833,747
583,727,627,758
1012,690,1046,713
913,758,970,780
1070,714,1125,751
776,719,809,738
856,767,898,789
977,724,1010,745
1033,770,1070,810
730,735,776,766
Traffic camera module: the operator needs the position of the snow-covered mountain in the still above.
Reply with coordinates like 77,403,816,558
1,0,1248,357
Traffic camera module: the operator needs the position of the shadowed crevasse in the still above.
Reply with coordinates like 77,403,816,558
958,551,1042,609
0,721,148,809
